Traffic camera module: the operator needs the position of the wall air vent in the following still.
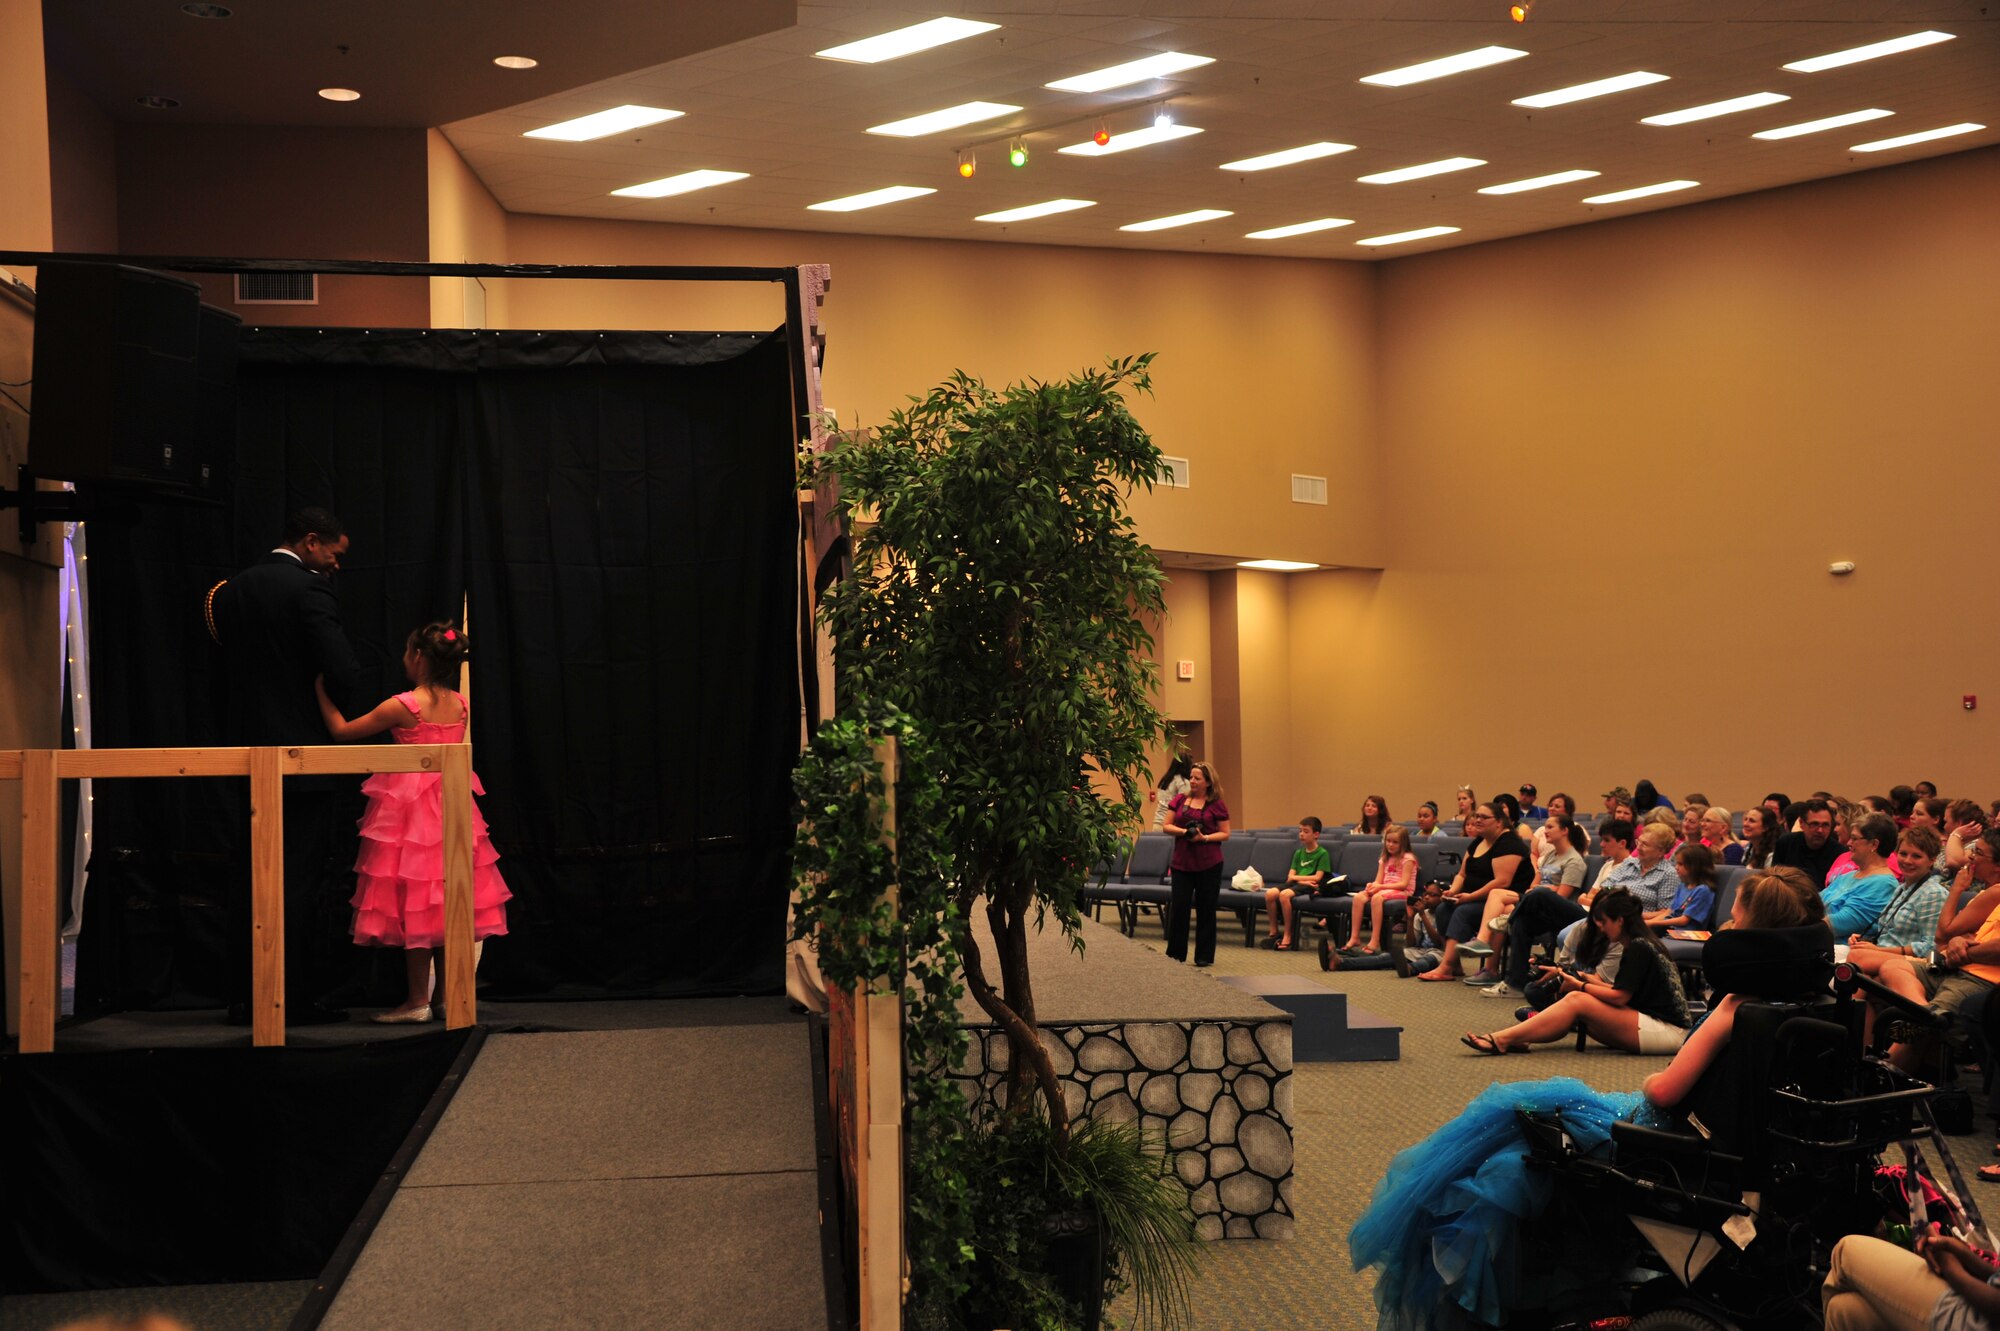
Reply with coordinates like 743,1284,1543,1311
1291,474,1327,505
234,272,317,305
1159,455,1191,488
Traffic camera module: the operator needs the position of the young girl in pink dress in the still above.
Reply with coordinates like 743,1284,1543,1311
315,621,510,1023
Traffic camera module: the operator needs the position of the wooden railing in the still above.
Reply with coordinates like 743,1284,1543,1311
1,743,479,1051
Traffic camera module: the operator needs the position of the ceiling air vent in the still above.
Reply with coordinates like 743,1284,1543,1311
1159,455,1191,488
234,272,317,305
1291,474,1328,505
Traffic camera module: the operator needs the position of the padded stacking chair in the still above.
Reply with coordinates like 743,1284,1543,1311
1081,838,1132,923
1582,854,1606,887
1118,833,1174,935
1216,836,1276,946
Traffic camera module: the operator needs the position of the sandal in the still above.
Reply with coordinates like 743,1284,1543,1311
1979,1163,2000,1183
1276,939,1292,951
1461,1032,1528,1055
1418,968,1460,982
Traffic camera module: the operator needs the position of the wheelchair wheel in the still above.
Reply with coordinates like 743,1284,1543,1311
1632,1306,1733,1331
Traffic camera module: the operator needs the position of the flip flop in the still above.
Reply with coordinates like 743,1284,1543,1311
1979,1163,2000,1183
1418,968,1460,982
1461,1032,1529,1055
1275,940,1292,951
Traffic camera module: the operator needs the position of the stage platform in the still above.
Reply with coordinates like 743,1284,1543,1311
954,916,1299,1240
0,998,832,1331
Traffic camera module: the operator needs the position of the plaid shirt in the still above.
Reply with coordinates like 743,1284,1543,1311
1868,875,1949,959
1596,856,1679,914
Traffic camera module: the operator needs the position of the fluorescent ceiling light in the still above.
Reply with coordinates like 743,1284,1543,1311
493,56,538,70
1512,71,1668,108
1356,226,1460,247
1641,93,1788,126
1219,142,1355,171
1245,218,1355,240
1784,30,1955,73
815,17,999,64
1358,156,1485,184
1582,179,1699,204
1059,123,1203,156
1046,52,1214,93
611,169,748,198
867,101,1020,137
807,185,936,212
1478,169,1600,195
1120,209,1233,232
1238,560,1320,571
318,88,360,102
1360,46,1526,87
975,199,1097,223
1852,122,1985,152
1752,109,1893,140
526,104,683,141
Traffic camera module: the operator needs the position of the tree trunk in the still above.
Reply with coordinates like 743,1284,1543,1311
958,884,1072,1148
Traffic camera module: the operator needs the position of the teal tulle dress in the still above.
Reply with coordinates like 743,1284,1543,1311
1350,1076,1665,1331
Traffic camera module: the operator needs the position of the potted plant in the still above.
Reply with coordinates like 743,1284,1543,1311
798,355,1200,1329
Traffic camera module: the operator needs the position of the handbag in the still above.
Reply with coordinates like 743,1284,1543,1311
1232,867,1264,891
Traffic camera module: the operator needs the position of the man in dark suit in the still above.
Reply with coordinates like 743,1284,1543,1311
209,506,361,1024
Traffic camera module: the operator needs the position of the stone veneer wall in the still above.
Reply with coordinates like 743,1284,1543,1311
954,1019,1295,1240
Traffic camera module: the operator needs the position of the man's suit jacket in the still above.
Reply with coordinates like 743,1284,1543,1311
210,553,360,748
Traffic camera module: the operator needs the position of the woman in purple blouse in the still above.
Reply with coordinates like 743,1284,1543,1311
1161,761,1232,967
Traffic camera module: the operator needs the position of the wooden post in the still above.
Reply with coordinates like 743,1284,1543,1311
856,738,906,1329
438,744,476,1029
17,750,59,1053
248,746,286,1047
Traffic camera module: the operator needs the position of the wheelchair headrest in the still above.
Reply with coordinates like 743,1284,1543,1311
1702,923,1835,1000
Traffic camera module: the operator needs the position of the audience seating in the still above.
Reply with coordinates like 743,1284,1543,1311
1080,838,1132,923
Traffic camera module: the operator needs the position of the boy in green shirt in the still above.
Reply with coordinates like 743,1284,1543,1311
1265,817,1331,949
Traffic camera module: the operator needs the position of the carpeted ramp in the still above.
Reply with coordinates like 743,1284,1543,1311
319,1020,827,1331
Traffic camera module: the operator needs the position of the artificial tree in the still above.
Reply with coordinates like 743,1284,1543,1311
802,353,1174,1145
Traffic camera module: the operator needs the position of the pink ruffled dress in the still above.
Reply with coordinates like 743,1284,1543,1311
350,691,511,949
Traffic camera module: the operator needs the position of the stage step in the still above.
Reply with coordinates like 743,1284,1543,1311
1215,975,1402,1063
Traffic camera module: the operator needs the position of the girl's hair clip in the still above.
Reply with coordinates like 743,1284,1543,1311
444,629,457,641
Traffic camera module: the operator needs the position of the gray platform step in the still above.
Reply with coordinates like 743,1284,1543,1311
1216,975,1402,1062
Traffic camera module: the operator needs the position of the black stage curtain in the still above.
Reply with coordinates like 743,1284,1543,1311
78,328,798,1009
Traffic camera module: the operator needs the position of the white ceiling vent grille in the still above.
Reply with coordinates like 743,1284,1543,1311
1159,455,1190,489
1291,474,1328,505
234,272,318,305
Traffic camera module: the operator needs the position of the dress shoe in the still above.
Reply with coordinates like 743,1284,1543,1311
370,1004,431,1025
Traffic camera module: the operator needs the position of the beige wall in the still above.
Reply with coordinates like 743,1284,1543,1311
501,213,1384,571
1289,146,2000,821
115,123,431,327
426,129,511,329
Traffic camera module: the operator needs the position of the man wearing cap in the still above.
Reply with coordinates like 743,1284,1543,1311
1518,784,1548,822
1604,786,1633,816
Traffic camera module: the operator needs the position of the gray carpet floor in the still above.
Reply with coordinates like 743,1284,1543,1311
1101,907,2000,1331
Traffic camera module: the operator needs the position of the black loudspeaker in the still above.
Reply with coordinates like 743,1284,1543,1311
28,262,239,493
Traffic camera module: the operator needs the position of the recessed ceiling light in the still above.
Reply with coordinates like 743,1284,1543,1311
807,185,937,213
1245,218,1355,240
975,199,1097,223
1238,560,1320,571
1752,109,1893,141
1478,169,1600,195
179,3,231,17
525,105,684,142
1046,52,1215,94
1511,71,1668,108
816,18,1000,64
1360,46,1527,87
1120,209,1233,232
493,56,538,70
866,101,1021,138
1218,142,1356,172
318,88,361,103
1357,157,1485,185
1058,123,1203,156
1784,30,1955,73
1583,180,1700,204
1851,122,1985,152
1356,226,1461,246
137,95,182,110
1641,93,1788,126
610,169,749,199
